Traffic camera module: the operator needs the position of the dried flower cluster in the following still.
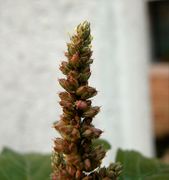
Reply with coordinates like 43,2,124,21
51,21,122,180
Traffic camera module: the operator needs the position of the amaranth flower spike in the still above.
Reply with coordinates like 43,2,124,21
51,21,122,180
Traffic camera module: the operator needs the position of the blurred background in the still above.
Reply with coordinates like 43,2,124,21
0,0,168,165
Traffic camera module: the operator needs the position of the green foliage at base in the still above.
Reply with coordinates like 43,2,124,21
0,145,169,180
116,149,169,180
0,147,51,180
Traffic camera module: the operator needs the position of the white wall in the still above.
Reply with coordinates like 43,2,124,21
0,0,154,164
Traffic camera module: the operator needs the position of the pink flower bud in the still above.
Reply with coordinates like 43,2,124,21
75,100,88,110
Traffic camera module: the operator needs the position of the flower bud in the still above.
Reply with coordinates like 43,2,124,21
98,167,107,177
68,71,79,79
81,49,92,58
81,139,92,154
82,118,92,125
80,56,89,63
78,71,91,83
81,47,90,54
63,111,74,120
75,170,82,179
70,53,79,66
59,76,79,92
59,125,73,138
84,158,91,171
59,79,70,92
63,107,75,117
53,120,66,131
59,100,74,110
86,59,93,65
82,127,102,139
107,162,122,178
71,128,81,141
86,100,92,106
76,86,97,99
60,169,68,178
67,43,76,55
59,125,80,142
114,163,122,172
59,61,70,75
51,151,64,169
82,106,100,118
54,138,69,154
66,154,81,167
59,92,75,103
66,165,76,177
60,115,70,123
68,142,77,153
75,100,88,111
76,86,87,96
107,170,115,178
74,115,81,123
83,66,90,73
94,146,106,162
67,75,79,91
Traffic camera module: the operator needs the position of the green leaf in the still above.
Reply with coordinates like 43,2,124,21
92,138,111,151
116,149,169,180
0,147,51,180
